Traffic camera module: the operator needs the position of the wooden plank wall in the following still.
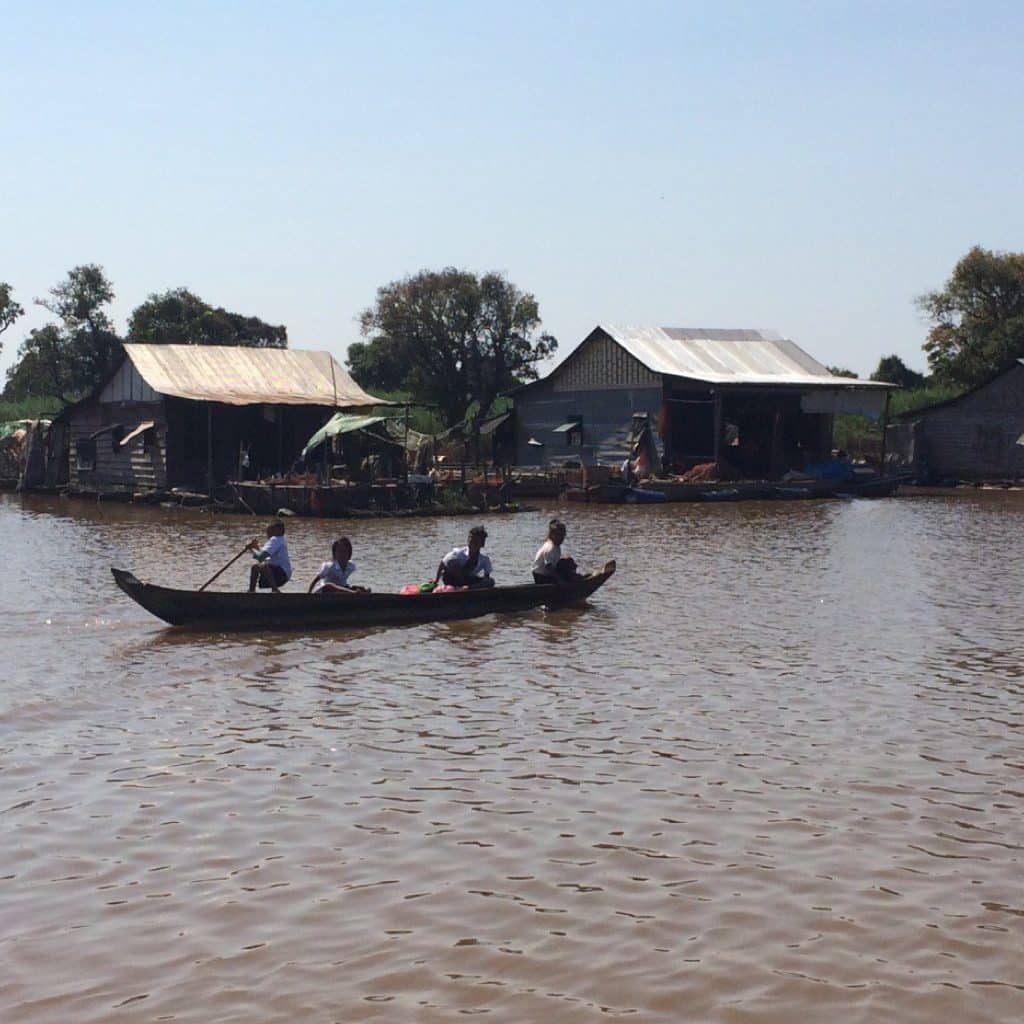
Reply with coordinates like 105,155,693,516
69,399,168,493
919,365,1024,479
100,360,160,403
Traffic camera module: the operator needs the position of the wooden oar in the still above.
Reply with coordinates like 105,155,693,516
198,539,256,592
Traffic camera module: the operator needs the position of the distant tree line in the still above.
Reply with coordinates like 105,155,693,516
830,246,1024,452
2,264,556,436
4,245,1020,425
347,249,1024,432
832,245,1024,398
1,265,287,405
919,246,1024,389
0,282,24,347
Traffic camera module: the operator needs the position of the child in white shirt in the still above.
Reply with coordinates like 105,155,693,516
532,518,581,584
308,537,368,594
247,520,292,593
436,525,494,588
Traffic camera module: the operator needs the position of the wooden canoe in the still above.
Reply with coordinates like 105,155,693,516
111,561,616,630
833,475,903,498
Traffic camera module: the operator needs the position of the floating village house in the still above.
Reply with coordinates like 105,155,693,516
886,358,1024,481
510,326,892,476
62,344,385,496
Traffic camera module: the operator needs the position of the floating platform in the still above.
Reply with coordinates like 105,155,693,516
229,480,535,519
565,475,902,504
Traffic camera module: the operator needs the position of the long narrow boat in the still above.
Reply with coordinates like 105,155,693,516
832,474,903,498
111,562,616,630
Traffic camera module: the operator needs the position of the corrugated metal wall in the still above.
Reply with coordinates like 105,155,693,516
513,378,663,465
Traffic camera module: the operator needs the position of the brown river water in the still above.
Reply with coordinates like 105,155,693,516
1,491,1022,1023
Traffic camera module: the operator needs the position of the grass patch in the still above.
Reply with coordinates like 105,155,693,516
832,383,963,455
0,396,64,422
890,384,960,416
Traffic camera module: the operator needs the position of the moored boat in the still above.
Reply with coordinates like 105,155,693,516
111,562,616,630
833,474,903,498
624,486,666,503
566,483,667,503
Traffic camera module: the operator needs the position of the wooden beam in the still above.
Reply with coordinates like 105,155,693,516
276,406,283,474
879,391,892,473
770,411,784,477
713,390,722,466
206,404,214,496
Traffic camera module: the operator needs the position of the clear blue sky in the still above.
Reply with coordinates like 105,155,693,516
3,1,1023,383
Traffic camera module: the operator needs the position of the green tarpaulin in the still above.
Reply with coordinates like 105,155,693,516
302,414,388,459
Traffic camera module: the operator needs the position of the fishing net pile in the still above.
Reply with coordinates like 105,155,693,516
679,459,741,483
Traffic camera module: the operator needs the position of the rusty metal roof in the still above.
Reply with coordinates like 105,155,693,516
602,326,891,387
122,344,389,407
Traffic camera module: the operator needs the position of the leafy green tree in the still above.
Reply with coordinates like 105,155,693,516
827,365,858,379
346,335,409,393
4,326,71,402
4,265,122,402
0,282,24,354
127,287,287,348
356,268,557,428
919,246,1024,388
870,354,924,389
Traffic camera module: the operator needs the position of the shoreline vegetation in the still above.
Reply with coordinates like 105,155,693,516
833,382,959,455
0,395,63,421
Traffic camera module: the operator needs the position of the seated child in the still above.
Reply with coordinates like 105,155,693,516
532,518,582,584
247,520,292,593
308,537,369,594
435,525,495,589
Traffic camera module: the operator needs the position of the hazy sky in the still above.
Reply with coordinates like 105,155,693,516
3,1,1023,383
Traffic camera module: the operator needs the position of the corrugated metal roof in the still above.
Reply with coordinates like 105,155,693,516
602,326,891,387
122,344,389,407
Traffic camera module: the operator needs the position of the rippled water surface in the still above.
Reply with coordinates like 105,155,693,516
1,491,1022,1023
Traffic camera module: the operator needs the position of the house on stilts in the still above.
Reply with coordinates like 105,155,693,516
60,344,387,497
510,325,893,477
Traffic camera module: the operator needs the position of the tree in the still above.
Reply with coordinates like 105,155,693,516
4,265,122,402
356,268,557,428
0,282,24,355
870,354,924,390
346,334,409,393
827,365,858,378
127,287,287,348
919,245,1024,388
4,325,71,402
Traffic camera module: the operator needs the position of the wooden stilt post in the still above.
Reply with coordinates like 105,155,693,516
771,411,783,478
276,406,283,475
404,404,410,483
879,391,892,474
206,404,214,497
713,390,722,469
